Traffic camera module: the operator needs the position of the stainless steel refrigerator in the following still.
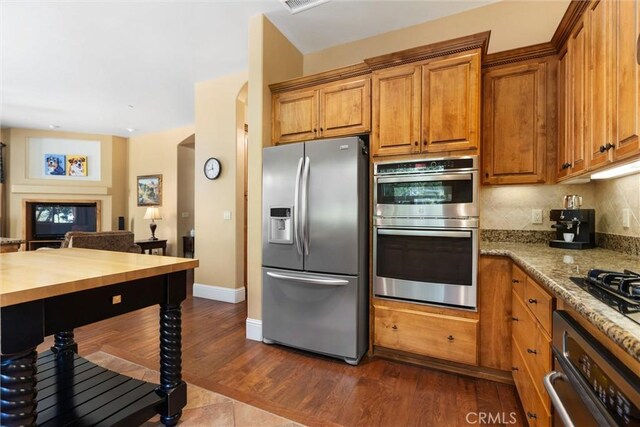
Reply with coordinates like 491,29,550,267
262,136,369,365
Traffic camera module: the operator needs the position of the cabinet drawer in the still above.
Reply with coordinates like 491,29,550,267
525,278,553,335
512,338,551,427
374,306,478,365
512,264,527,300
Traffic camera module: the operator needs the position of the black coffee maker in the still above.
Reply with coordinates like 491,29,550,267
549,209,595,249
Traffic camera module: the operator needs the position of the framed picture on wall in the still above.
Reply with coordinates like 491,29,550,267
45,154,66,176
137,174,163,206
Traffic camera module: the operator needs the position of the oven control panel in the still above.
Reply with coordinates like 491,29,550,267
375,156,476,175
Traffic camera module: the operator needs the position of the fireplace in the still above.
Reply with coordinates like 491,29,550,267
24,200,101,250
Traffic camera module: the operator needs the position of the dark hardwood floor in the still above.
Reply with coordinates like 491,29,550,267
38,293,525,426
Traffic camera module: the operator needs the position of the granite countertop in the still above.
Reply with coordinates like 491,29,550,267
0,237,26,245
481,242,640,362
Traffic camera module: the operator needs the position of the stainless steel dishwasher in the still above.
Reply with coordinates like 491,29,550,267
544,311,640,426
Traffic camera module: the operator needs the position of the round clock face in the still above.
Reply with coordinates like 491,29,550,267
204,157,221,180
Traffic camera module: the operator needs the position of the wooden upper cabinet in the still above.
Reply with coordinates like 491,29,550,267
569,19,589,176
372,64,421,156
557,49,572,180
613,0,640,160
423,51,480,153
588,0,614,169
271,77,371,144
482,60,549,185
318,78,371,139
272,89,318,144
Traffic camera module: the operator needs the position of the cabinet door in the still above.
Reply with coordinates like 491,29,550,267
569,19,589,175
588,0,615,169
318,78,371,139
557,49,572,180
482,62,547,184
613,0,640,160
371,65,421,156
422,51,480,153
272,89,318,144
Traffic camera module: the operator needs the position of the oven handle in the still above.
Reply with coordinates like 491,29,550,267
543,371,576,427
376,173,473,184
377,229,471,238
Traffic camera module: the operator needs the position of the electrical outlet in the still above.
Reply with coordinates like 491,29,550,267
532,209,543,224
181,212,189,218
223,211,232,220
623,208,631,228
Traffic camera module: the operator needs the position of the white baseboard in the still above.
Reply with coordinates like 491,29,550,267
245,318,263,342
193,283,245,303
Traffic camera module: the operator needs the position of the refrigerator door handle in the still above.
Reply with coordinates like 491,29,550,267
302,156,311,255
266,271,348,286
293,157,304,255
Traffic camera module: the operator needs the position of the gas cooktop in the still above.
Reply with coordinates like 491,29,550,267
570,269,640,326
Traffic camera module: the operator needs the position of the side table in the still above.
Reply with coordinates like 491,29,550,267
136,239,167,255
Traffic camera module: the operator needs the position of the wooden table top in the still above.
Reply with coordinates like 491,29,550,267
0,248,199,307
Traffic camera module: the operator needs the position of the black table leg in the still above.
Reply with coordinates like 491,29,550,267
157,302,186,426
51,330,78,356
0,348,38,426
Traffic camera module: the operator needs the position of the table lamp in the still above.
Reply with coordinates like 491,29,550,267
144,207,162,240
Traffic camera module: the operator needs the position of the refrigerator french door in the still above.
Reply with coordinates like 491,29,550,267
262,137,368,365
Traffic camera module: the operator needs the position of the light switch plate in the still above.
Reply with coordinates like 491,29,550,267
181,212,189,218
532,209,543,224
223,211,232,220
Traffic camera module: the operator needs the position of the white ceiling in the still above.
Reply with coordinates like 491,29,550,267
1,0,503,137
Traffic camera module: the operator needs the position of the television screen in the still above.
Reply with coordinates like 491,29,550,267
32,203,97,239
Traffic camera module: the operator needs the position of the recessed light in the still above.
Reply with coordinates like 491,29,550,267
128,105,134,109
126,128,136,133
48,124,60,129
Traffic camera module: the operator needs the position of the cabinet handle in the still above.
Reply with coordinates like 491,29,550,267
392,324,398,330
512,279,520,283
606,143,614,151
511,366,519,371
485,172,489,179
527,412,538,420
320,127,323,132
313,128,317,133
512,316,519,321
527,348,538,355
599,145,607,153
423,140,427,146
413,141,418,146
528,298,538,304
447,335,455,341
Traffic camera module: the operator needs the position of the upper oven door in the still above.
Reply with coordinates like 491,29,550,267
375,171,478,218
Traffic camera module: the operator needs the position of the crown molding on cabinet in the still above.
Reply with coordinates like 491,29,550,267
551,0,591,50
482,42,558,68
269,63,371,93
364,31,491,70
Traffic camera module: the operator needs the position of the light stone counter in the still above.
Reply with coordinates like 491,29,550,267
481,242,640,362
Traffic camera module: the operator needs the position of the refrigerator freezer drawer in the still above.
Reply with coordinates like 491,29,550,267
262,267,362,360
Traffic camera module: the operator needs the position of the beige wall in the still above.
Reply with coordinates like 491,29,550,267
594,175,640,237
247,15,304,320
128,126,195,256
177,136,195,256
3,127,128,239
304,0,570,74
194,72,248,290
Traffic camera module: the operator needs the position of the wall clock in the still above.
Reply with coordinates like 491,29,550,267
204,157,221,180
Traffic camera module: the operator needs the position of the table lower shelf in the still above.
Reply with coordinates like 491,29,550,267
36,350,163,427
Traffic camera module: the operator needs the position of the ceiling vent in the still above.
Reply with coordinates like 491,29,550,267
280,0,330,14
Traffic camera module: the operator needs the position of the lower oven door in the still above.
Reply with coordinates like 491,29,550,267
373,226,478,309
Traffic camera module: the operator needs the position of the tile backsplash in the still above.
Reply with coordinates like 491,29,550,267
480,173,640,237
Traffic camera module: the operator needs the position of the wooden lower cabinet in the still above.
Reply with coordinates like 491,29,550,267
374,304,478,365
512,338,552,427
512,271,554,427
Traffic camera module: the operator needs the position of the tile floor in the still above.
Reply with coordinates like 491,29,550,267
84,351,303,427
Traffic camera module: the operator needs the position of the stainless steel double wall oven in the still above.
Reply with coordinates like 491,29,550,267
373,156,479,309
